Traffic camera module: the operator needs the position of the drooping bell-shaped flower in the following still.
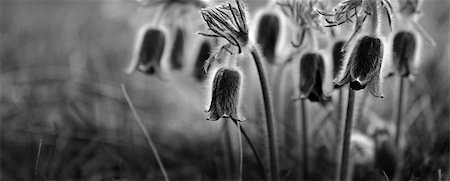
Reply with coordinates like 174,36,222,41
299,53,331,104
335,36,384,97
205,67,244,122
193,40,212,81
170,28,186,70
126,26,168,78
392,31,417,77
255,13,281,64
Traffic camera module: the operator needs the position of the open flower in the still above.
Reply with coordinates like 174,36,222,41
335,36,384,97
205,66,244,122
299,53,331,104
126,26,169,79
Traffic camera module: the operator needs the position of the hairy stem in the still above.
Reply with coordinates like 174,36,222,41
334,88,343,180
300,99,309,180
237,122,243,181
250,45,279,180
338,87,355,181
395,77,404,146
232,120,268,180
121,84,169,181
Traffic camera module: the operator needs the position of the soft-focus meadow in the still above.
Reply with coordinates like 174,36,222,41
1,0,449,180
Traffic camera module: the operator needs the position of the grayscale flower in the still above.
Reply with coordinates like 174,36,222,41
391,31,417,77
299,53,331,104
206,67,243,122
255,13,281,64
335,36,384,98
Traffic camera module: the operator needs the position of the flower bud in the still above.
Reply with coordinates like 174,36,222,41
392,31,417,77
299,53,331,104
206,67,243,121
126,27,168,77
256,13,280,64
335,36,384,98
193,41,212,81
170,28,185,70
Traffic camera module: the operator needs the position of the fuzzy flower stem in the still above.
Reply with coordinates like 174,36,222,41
237,121,243,181
250,45,279,180
338,87,355,181
395,77,404,146
300,99,309,180
334,88,343,179
308,29,318,51
370,1,380,35
232,120,268,180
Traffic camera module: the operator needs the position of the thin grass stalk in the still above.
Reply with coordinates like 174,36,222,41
395,77,404,146
300,99,309,180
237,121,243,181
338,87,355,181
121,84,169,181
250,45,279,180
35,138,43,181
232,120,268,180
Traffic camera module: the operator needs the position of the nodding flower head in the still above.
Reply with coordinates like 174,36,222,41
205,66,244,122
126,26,168,79
170,28,185,70
255,13,281,64
198,0,249,54
335,35,384,98
299,53,331,104
193,40,212,81
391,31,417,78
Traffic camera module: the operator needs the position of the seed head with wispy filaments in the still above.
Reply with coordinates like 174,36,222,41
198,0,249,54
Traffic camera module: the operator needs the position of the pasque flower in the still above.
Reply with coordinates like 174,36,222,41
205,66,244,122
126,26,168,78
255,13,280,64
299,53,331,104
391,31,416,77
318,0,394,98
193,40,212,81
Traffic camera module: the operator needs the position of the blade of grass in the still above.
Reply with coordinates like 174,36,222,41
121,83,169,181
35,138,43,181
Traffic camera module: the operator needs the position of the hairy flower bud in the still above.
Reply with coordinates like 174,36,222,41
205,67,243,121
392,31,417,77
193,41,212,81
126,26,168,78
256,14,280,64
170,28,185,70
335,36,384,98
299,53,331,104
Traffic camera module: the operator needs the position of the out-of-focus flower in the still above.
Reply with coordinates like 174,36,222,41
335,36,384,97
299,53,331,104
372,129,399,179
193,40,213,81
391,31,417,77
126,26,169,78
205,66,244,122
253,4,288,64
170,28,186,70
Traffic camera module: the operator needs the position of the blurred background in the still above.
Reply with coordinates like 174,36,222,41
1,0,449,180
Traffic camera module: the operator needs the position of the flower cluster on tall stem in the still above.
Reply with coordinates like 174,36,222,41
199,0,279,179
317,0,395,180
